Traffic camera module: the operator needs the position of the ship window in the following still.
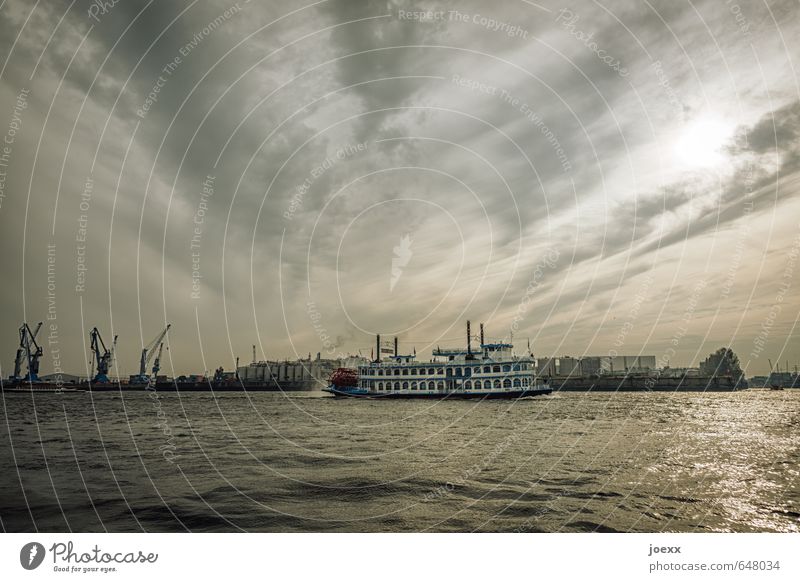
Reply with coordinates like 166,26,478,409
456,367,462,376
513,379,521,387
402,368,408,376
437,381,444,390
394,382,401,390
378,369,383,376
464,367,471,377
411,382,417,390
503,379,512,388
428,368,435,376
378,382,383,389
493,365,501,373
503,365,511,372
474,380,481,389
437,368,444,375
523,378,529,386
494,379,501,389
464,381,472,389
483,366,490,373
394,369,400,376
446,368,452,377
402,382,408,389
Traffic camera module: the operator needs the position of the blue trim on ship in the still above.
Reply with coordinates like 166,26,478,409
323,385,552,399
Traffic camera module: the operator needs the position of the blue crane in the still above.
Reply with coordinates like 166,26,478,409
11,322,43,382
90,327,117,383
131,324,170,384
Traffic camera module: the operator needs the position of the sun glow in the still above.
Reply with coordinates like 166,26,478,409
673,116,733,168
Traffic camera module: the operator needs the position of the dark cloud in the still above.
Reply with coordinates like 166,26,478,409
735,100,800,155
0,0,798,376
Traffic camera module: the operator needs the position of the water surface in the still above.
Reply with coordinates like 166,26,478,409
1,390,798,532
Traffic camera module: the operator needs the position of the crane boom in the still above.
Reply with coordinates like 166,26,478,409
133,324,170,383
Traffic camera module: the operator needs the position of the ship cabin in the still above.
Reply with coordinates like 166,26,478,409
356,342,536,394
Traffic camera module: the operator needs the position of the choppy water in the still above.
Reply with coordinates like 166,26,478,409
1,390,798,532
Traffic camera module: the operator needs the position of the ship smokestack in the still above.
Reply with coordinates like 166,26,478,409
376,334,380,363
394,336,398,357
480,323,484,346
466,320,472,355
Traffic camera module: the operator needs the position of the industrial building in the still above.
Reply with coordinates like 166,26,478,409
536,355,657,376
236,354,369,391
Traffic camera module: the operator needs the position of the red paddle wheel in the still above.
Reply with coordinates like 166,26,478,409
329,367,358,388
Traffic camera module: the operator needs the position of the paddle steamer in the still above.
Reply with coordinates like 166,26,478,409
324,322,552,399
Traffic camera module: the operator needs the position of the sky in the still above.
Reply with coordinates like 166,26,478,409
0,0,798,379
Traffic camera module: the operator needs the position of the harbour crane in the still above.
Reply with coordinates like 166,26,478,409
131,324,170,383
11,322,43,382
90,327,117,383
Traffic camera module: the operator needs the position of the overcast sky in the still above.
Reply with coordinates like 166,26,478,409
0,0,798,378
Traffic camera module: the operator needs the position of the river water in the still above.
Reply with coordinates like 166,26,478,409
1,390,798,532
